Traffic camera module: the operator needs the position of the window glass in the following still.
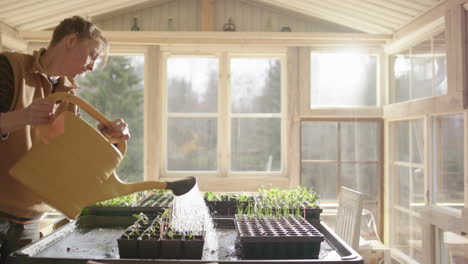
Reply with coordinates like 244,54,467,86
167,117,217,171
411,217,424,263
391,119,425,263
301,163,338,201
438,229,468,263
231,58,281,113
411,40,433,99
167,57,218,113
390,31,447,103
230,57,282,173
433,32,447,96
77,55,144,183
310,53,378,107
341,122,379,161
411,119,424,164
301,122,337,160
396,121,410,162
391,51,410,103
300,120,381,223
395,210,410,255
411,167,425,214
231,118,281,171
166,57,219,173
433,114,464,209
394,213,424,263
396,166,410,209
341,163,379,199
165,55,282,176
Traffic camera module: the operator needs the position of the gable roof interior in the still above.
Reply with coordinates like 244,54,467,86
0,0,442,34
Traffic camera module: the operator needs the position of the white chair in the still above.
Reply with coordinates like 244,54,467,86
335,186,364,251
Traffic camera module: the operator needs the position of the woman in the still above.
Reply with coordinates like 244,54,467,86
0,16,130,263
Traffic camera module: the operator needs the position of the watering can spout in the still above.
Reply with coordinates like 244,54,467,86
166,176,197,196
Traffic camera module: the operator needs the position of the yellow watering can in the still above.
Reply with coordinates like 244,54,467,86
10,92,196,219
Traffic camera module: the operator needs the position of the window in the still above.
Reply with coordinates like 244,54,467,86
76,55,145,182
164,55,283,176
390,119,425,263
166,57,218,172
437,229,468,263
390,31,447,103
432,114,464,210
310,53,379,107
300,120,382,237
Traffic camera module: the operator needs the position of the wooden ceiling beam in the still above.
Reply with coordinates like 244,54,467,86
20,30,391,47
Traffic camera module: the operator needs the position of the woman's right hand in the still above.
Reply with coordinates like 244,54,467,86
23,98,56,125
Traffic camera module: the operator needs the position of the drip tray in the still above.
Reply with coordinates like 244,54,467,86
10,215,363,263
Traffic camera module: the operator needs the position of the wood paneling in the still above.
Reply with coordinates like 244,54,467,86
93,0,358,32
95,0,201,31
216,0,357,32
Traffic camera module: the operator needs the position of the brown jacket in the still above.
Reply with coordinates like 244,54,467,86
0,49,78,219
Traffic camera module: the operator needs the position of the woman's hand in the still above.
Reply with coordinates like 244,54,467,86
23,98,56,125
98,118,131,141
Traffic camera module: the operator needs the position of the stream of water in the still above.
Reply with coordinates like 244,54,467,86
171,183,219,260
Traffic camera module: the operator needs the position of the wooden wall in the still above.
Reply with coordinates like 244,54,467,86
94,0,357,33
95,0,201,31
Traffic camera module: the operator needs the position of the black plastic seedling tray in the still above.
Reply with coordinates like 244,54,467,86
235,215,324,259
81,193,173,217
9,215,363,264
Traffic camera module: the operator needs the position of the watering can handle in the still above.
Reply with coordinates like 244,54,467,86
47,92,127,156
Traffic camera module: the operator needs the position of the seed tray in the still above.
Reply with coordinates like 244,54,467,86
235,215,324,259
118,214,205,259
205,196,322,224
81,193,173,216
9,215,363,264
235,215,324,243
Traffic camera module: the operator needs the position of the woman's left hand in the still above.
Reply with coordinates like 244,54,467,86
98,118,131,141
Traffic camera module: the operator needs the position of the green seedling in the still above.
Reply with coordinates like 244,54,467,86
205,192,223,201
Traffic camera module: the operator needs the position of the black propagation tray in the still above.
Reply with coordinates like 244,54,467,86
9,215,363,264
81,193,173,216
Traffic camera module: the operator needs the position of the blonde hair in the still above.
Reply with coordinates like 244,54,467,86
49,16,108,68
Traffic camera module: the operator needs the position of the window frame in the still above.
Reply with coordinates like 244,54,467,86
430,112,465,212
160,51,287,179
300,117,384,235
388,117,427,262
388,30,447,104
